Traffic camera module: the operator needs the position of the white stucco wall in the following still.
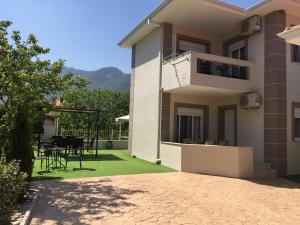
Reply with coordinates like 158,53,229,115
160,143,254,179
131,28,162,162
286,14,300,175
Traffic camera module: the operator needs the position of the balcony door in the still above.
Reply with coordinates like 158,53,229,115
229,39,246,60
228,39,247,79
176,108,204,144
218,105,237,146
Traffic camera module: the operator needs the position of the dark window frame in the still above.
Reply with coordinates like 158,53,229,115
292,102,300,141
176,34,211,54
291,44,300,63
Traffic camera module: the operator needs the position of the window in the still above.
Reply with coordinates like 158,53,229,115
292,45,300,62
176,35,209,55
176,108,204,144
293,105,300,141
178,40,207,54
228,39,247,79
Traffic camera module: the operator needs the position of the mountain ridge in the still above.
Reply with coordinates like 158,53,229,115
62,66,130,92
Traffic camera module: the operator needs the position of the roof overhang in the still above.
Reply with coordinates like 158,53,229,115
277,25,300,45
119,0,300,49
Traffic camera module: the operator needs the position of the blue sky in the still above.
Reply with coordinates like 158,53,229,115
0,0,261,73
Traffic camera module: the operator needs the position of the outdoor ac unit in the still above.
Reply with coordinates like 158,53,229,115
241,16,262,36
240,93,261,109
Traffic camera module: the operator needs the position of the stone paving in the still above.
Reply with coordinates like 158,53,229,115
30,172,300,225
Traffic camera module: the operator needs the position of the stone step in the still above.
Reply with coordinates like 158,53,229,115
253,162,277,179
254,162,272,170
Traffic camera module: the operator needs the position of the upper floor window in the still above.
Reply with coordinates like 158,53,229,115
228,40,247,60
292,45,300,63
176,35,210,55
178,40,207,54
293,104,300,141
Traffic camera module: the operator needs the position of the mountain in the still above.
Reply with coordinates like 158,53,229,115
62,67,130,92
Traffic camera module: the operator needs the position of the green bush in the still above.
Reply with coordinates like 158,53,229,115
9,105,33,179
0,156,27,225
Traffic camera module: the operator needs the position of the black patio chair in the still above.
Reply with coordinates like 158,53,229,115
62,148,83,170
34,144,54,170
62,138,84,170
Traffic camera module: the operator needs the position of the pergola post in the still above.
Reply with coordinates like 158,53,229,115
95,111,100,158
87,114,91,150
119,123,122,140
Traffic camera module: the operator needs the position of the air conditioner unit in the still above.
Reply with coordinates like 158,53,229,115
241,16,262,36
240,93,261,109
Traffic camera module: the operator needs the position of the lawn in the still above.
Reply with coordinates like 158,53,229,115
33,150,175,181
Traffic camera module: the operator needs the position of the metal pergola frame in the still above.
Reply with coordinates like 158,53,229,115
44,106,101,158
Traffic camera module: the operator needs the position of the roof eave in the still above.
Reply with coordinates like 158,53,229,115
118,0,172,48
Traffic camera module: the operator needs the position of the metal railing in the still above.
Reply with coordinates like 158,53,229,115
197,59,249,80
163,51,191,65
61,129,128,140
163,51,252,80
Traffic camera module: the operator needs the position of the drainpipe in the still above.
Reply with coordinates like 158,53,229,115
153,19,164,164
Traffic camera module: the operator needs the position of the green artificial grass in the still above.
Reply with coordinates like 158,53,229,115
32,150,175,181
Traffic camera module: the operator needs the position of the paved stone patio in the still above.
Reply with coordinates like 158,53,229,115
31,172,300,225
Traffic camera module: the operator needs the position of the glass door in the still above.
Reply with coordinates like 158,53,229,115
229,40,247,79
176,108,204,144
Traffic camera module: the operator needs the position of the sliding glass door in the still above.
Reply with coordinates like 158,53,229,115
176,108,204,144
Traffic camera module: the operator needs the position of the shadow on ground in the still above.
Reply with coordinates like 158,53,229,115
247,177,300,189
81,154,125,161
31,178,146,225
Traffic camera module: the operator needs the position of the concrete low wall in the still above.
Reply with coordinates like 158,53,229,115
93,140,128,150
160,143,182,171
161,143,254,179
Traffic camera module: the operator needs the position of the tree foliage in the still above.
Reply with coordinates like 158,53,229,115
0,20,88,175
59,88,129,132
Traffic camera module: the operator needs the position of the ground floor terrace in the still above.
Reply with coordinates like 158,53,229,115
31,172,300,225
158,92,263,177
161,92,263,161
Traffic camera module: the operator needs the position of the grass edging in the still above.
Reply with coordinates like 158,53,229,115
20,190,40,225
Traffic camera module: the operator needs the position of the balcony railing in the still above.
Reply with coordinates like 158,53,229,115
163,51,251,80
197,59,248,80
162,51,254,93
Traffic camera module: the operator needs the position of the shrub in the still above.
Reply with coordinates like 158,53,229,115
0,156,27,225
9,105,33,179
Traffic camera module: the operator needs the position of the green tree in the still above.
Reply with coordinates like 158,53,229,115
59,88,129,134
9,105,33,178
0,20,88,176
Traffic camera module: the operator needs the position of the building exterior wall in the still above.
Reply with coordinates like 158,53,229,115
128,6,300,175
171,25,223,56
130,28,162,162
128,46,136,156
264,10,287,176
42,118,57,141
286,14,300,175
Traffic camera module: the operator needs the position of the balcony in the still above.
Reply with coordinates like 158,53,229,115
162,51,255,95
